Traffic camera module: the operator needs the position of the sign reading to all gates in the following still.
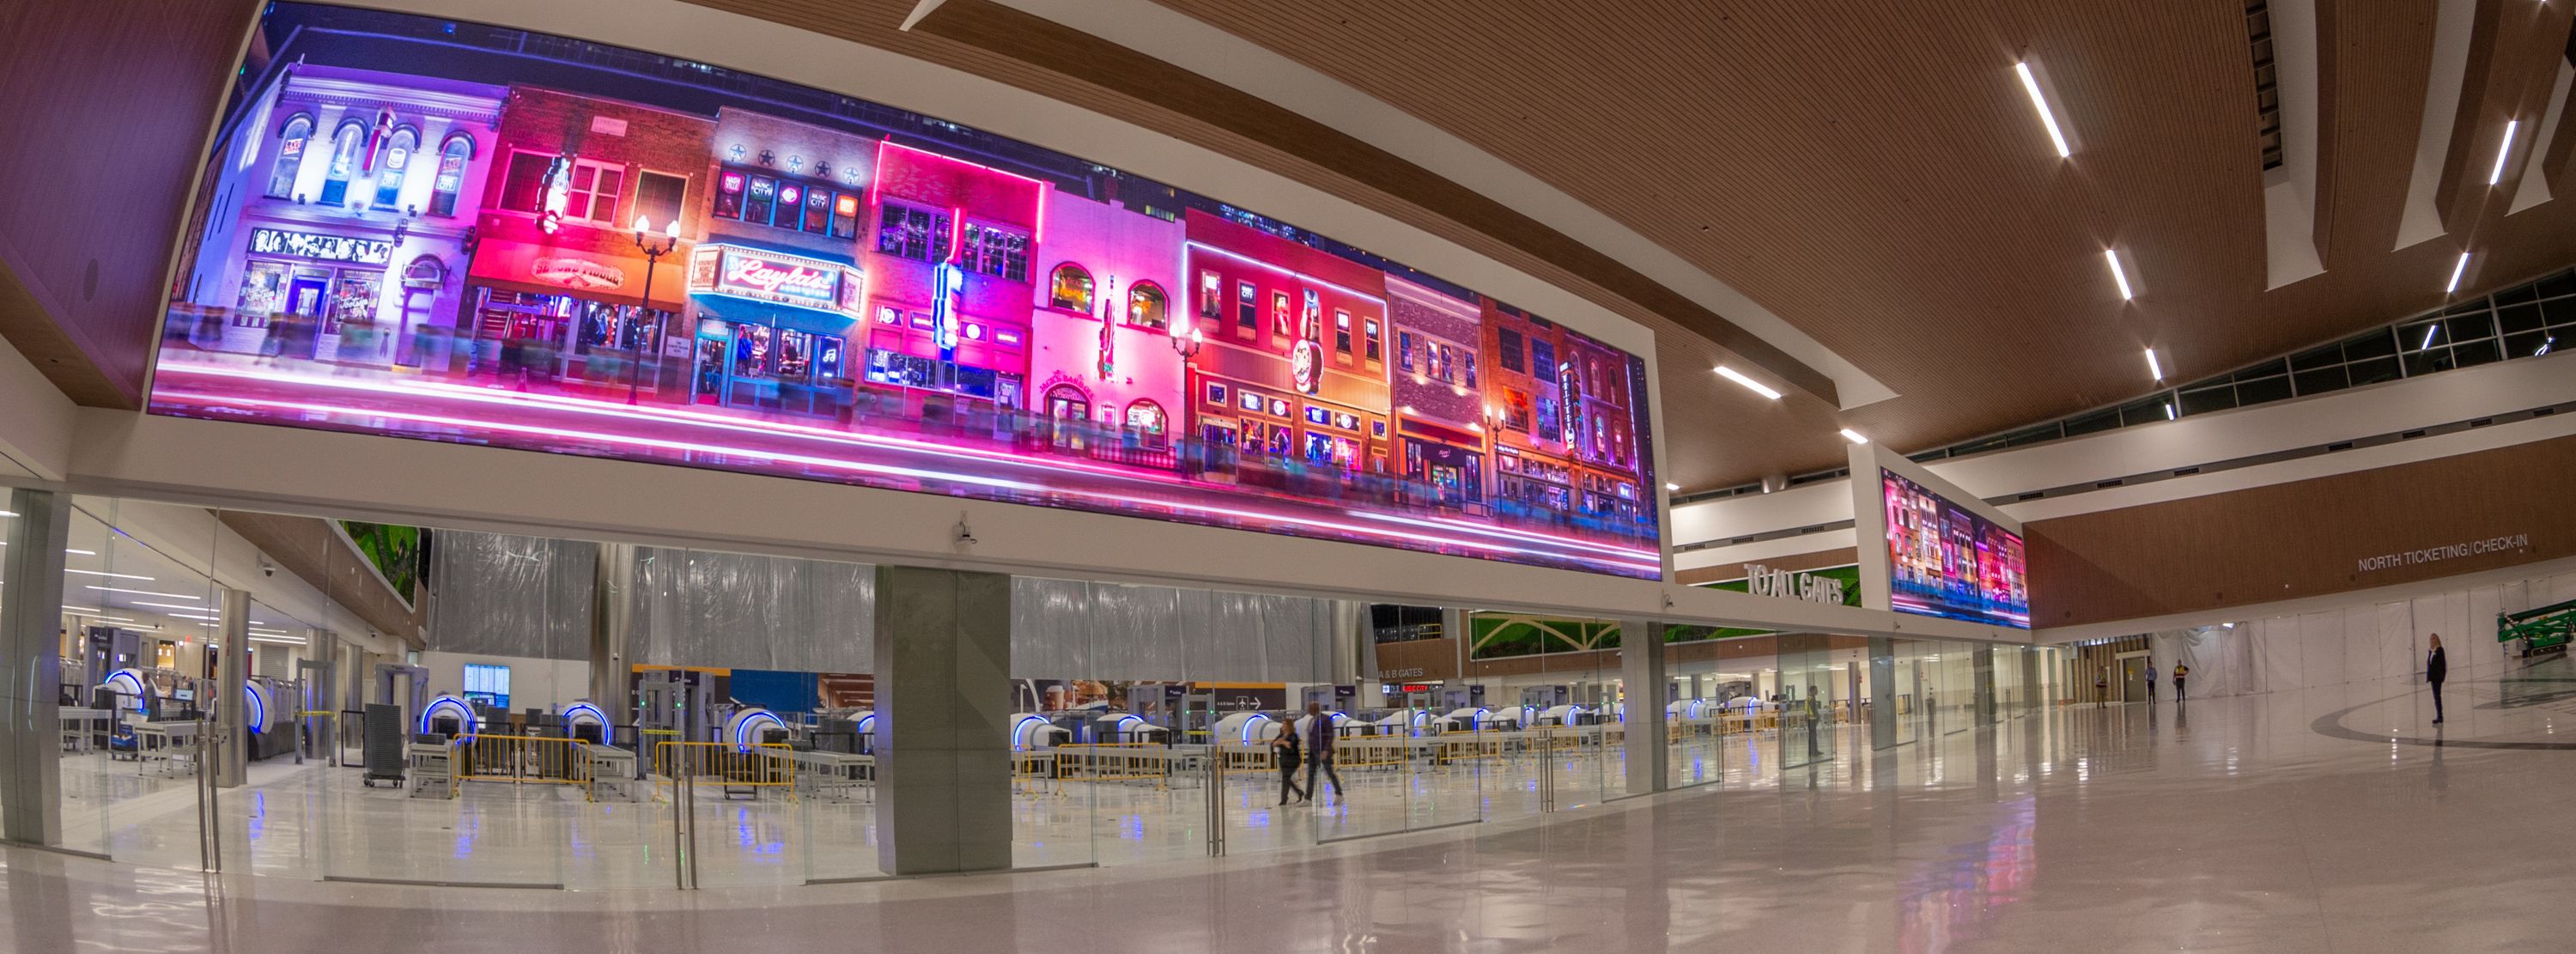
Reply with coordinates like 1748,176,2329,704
1744,563,1847,606
1381,667,1427,680
2355,533,2531,574
689,244,862,317
248,227,392,265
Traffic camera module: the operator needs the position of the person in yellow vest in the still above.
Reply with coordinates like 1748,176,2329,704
2172,662,2190,702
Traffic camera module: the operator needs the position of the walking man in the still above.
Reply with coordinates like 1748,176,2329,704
2427,634,2449,725
1303,702,1345,805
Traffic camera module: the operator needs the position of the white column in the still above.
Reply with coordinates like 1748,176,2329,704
0,489,71,843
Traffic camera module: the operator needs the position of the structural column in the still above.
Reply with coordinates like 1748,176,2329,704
2021,647,2044,716
1619,619,1666,795
214,586,252,788
1971,645,1998,726
872,565,1011,876
589,543,636,720
0,489,71,845
1868,637,1899,750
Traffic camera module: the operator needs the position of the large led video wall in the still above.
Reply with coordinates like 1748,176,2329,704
154,4,1662,578
1880,470,2030,628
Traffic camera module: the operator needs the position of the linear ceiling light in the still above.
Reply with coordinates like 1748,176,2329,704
2164,402,2177,421
2488,120,2519,185
86,586,200,599
2014,62,2073,158
1664,483,1681,492
1838,428,1870,445
2446,252,2470,294
65,568,155,581
2144,348,2163,380
2104,249,2134,300
1713,366,1783,400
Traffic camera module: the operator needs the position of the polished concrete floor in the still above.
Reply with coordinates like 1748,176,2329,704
6,673,2566,952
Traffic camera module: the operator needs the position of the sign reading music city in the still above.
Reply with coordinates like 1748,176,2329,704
248,227,393,265
688,244,864,317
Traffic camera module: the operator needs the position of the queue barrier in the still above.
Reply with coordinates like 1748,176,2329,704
450,733,594,799
653,741,796,801
1053,742,1174,787
1012,750,1059,795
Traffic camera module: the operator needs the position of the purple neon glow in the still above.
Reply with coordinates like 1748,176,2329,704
152,364,1660,574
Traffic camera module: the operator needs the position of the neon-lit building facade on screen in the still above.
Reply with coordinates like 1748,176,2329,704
151,3,1663,579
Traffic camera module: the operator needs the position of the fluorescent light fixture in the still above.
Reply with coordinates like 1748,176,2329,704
1713,365,1783,400
2446,252,2470,294
65,549,95,556
2014,62,2072,157
62,605,106,614
2420,324,2440,350
2539,337,2555,357
2488,120,2519,185
2164,402,2177,421
2144,348,2162,380
251,637,307,646
65,568,155,581
0,510,14,516
1664,483,1681,492
86,586,199,599
1838,428,1870,445
130,600,209,611
164,612,224,622
2104,249,2134,300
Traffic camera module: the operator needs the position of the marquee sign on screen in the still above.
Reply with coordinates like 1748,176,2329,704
1880,470,2030,628
149,3,1663,579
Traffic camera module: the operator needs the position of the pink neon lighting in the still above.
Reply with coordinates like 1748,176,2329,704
152,385,1658,572
151,365,1660,570
1183,241,1388,305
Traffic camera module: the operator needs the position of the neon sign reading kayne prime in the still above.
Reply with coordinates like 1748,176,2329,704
687,245,864,317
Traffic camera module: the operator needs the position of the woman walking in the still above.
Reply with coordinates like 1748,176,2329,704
1272,719,1307,804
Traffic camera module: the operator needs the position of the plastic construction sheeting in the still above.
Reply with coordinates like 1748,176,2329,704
1009,577,1340,684
426,531,598,660
629,546,872,673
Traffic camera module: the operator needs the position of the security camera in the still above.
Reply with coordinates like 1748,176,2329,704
259,559,276,578
954,513,978,547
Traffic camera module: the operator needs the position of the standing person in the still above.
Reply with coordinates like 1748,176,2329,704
2145,662,2159,703
2094,669,2109,708
2172,661,2190,702
1303,702,1345,805
1270,718,1306,805
2426,634,2448,725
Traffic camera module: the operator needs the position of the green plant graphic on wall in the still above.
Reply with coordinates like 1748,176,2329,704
1464,565,1862,659
341,521,427,605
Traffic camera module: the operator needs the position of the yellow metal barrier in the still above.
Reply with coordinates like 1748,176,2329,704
1012,750,1058,795
450,734,593,799
1327,735,1408,769
1216,743,1277,773
1053,742,1173,787
653,741,796,801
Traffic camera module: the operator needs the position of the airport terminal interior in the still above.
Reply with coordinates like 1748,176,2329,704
3,2,2575,951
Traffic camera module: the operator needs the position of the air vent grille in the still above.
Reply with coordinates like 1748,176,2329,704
2247,1,2283,170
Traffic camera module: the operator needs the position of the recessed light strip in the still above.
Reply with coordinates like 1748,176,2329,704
2144,348,2163,380
2446,252,2471,294
2104,249,2134,300
1839,428,1870,446
1713,365,1783,400
2488,120,2519,185
65,568,155,581
2014,62,2073,158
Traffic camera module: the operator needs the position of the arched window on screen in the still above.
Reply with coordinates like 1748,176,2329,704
1125,281,1169,331
428,134,473,217
373,127,419,209
319,120,366,206
1125,400,1168,444
1048,263,1093,313
266,114,313,198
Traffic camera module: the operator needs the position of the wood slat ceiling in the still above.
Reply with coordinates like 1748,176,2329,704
693,0,2576,489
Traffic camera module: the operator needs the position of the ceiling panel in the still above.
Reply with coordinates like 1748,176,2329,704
688,0,2576,488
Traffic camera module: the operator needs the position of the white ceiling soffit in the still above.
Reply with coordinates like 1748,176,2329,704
2261,0,2326,290
2507,60,2572,216
2391,0,2478,251
975,0,1899,410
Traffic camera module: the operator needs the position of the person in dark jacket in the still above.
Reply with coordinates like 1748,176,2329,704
1303,702,1345,804
1271,719,1307,805
2427,634,2449,725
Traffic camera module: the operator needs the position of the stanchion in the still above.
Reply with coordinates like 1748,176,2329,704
1205,756,1226,857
